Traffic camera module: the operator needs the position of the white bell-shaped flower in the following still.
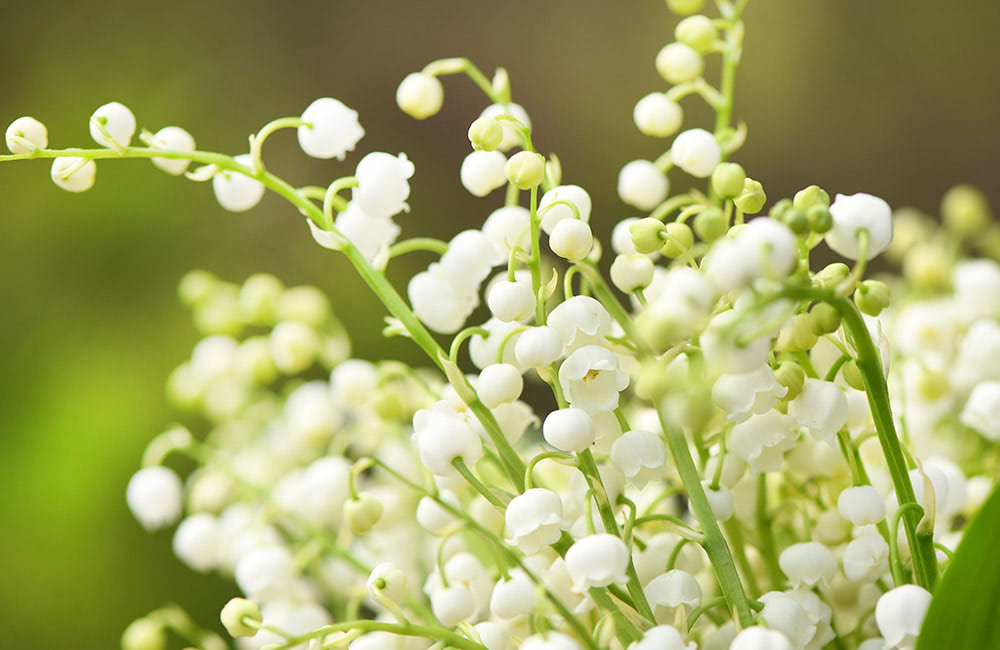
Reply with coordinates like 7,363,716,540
396,72,444,119
539,184,593,234
837,486,886,525
90,101,136,148
953,259,1000,320
126,466,183,532
646,569,702,608
703,217,798,292
5,116,48,153
514,326,565,367
479,102,531,151
234,545,295,602
477,363,524,409
148,126,196,175
549,219,594,261
504,488,564,554
297,97,364,160
826,193,893,261
367,562,408,603
565,533,629,592
461,150,508,197
671,128,721,178
633,93,684,138
788,378,849,444
758,591,817,649
548,296,612,351
960,381,1000,441
711,364,788,423
655,42,703,84
490,400,538,445
703,482,734,521
412,401,483,477
611,254,655,293
353,151,414,219
487,280,535,323
730,627,795,650
729,410,797,474
521,632,582,650
778,542,837,588
408,264,478,334
172,513,219,573
628,625,694,650
474,622,512,650
213,154,265,212
439,230,504,293
858,639,888,650
559,345,630,414
843,534,890,583
874,585,931,650
332,201,401,262
618,159,669,211
431,583,476,626
51,156,97,193
489,569,536,620
329,359,378,407
700,309,772,375
542,407,596,452
416,491,461,535
610,430,666,487
482,205,531,257
470,319,524,370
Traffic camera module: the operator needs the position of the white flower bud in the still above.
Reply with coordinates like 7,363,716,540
874,585,931,650
522,632,582,650
213,154,265,212
618,159,669,211
730,627,795,650
147,126,196,175
646,569,702,608
431,583,476,626
172,513,219,572
329,359,378,406
461,150,508,197
611,254,655,293
440,229,504,292
539,184,593,234
477,363,524,408
559,345,629,414
565,533,629,592
121,618,166,650
505,150,545,190
758,591,817,649
858,639,887,650
344,492,383,534
483,205,531,257
490,569,536,619
396,72,444,119
479,102,531,152
416,491,461,535
837,486,886,525
628,625,693,650
219,597,262,638
612,217,643,255
960,381,1000,440
269,320,319,374
90,101,136,148
711,364,788,424
5,116,48,153
234,545,294,601
297,97,364,160
543,407,596,452
779,542,837,587
408,265,478,334
413,401,483,477
487,280,535,322
655,42,704,84
514,326,564,367
633,93,684,138
703,217,798,291
549,218,594,261
469,116,504,152
788,378,849,444
475,622,513,650
843,534,890,583
367,562,408,602
353,151,414,219
671,128,721,178
610,430,666,487
675,15,716,53
50,156,97,193
702,482,734,521
505,488,564,554
126,466,183,531
826,193,894,261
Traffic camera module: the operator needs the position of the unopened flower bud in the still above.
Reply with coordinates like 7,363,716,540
854,280,891,316
655,43,704,84
514,326,564,367
675,15,716,53
916,368,949,401
782,208,809,235
775,313,818,352
149,126,196,176
543,407,595,452
477,363,524,408
468,116,504,151
630,217,667,254
51,156,97,192
566,534,630,592
487,280,535,322
220,598,262,638
618,160,669,210
461,150,507,197
344,492,383,534
808,205,833,234
297,97,364,160
842,359,866,391
633,93,684,138
396,72,444,119
549,218,594,261
693,207,728,242
666,0,705,16
826,192,894,261
730,627,794,650
941,184,991,236
837,486,886,525
432,584,477,626
774,360,806,401
793,185,830,212
902,241,952,292
90,101,136,149
671,128,720,178
367,562,408,602
505,151,545,190
770,198,793,221
213,154,265,212
122,618,167,650
611,254,655,293
5,116,48,153
778,542,837,587
734,178,766,214
875,585,931,650
711,162,746,199
814,263,850,288
661,222,694,258
269,320,320,374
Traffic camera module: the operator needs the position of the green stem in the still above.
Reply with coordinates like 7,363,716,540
388,237,449,259
756,474,785,591
271,619,486,650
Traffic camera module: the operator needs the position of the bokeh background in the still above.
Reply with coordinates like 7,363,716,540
1,0,998,647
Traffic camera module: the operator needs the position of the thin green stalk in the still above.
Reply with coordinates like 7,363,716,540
756,474,785,591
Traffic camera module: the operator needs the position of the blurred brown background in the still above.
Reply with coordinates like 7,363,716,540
0,0,998,647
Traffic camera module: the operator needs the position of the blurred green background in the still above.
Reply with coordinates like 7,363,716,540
1,0,998,647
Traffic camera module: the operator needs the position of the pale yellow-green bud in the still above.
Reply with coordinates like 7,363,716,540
977,225,1000,260
122,618,167,650
635,357,673,400
941,184,991,237
814,263,850,288
902,242,952,292
238,273,285,325
775,313,819,352
808,205,833,234
782,208,809,235
916,369,949,401
842,359,866,391
711,162,746,200
610,253,655,293
373,390,407,421
630,217,667,254
345,492,384,534
468,116,503,152
193,289,243,336
793,185,830,212
734,178,766,214
504,151,545,190
220,598,262,638
635,311,686,354
275,286,332,328
854,280,891,316
693,207,728,242
178,269,220,307
774,360,806,401
809,302,841,336
886,208,934,264
661,222,694,258
666,0,705,15
675,15,716,54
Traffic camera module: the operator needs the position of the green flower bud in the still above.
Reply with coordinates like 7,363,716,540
238,273,285,325
193,288,243,336
711,162,746,200
635,310,686,354
793,185,830,212
373,390,407,421
276,286,332,328
902,242,952,292
814,262,850,288
775,313,819,352
734,178,766,214
220,598,262,638
854,280,891,316
636,357,673,400
693,207,728,242
770,198,793,221
675,15,716,54
661,222,695,258
917,369,949,401
782,208,809,235
666,0,705,15
807,205,833,234
344,492,384,534
842,359,866,391
941,184,991,237
468,116,503,152
504,151,545,189
122,618,167,650
178,269,219,307
809,302,841,335
774,361,806,401
630,217,667,254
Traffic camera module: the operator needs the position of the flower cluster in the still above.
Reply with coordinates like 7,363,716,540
3,1,999,650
